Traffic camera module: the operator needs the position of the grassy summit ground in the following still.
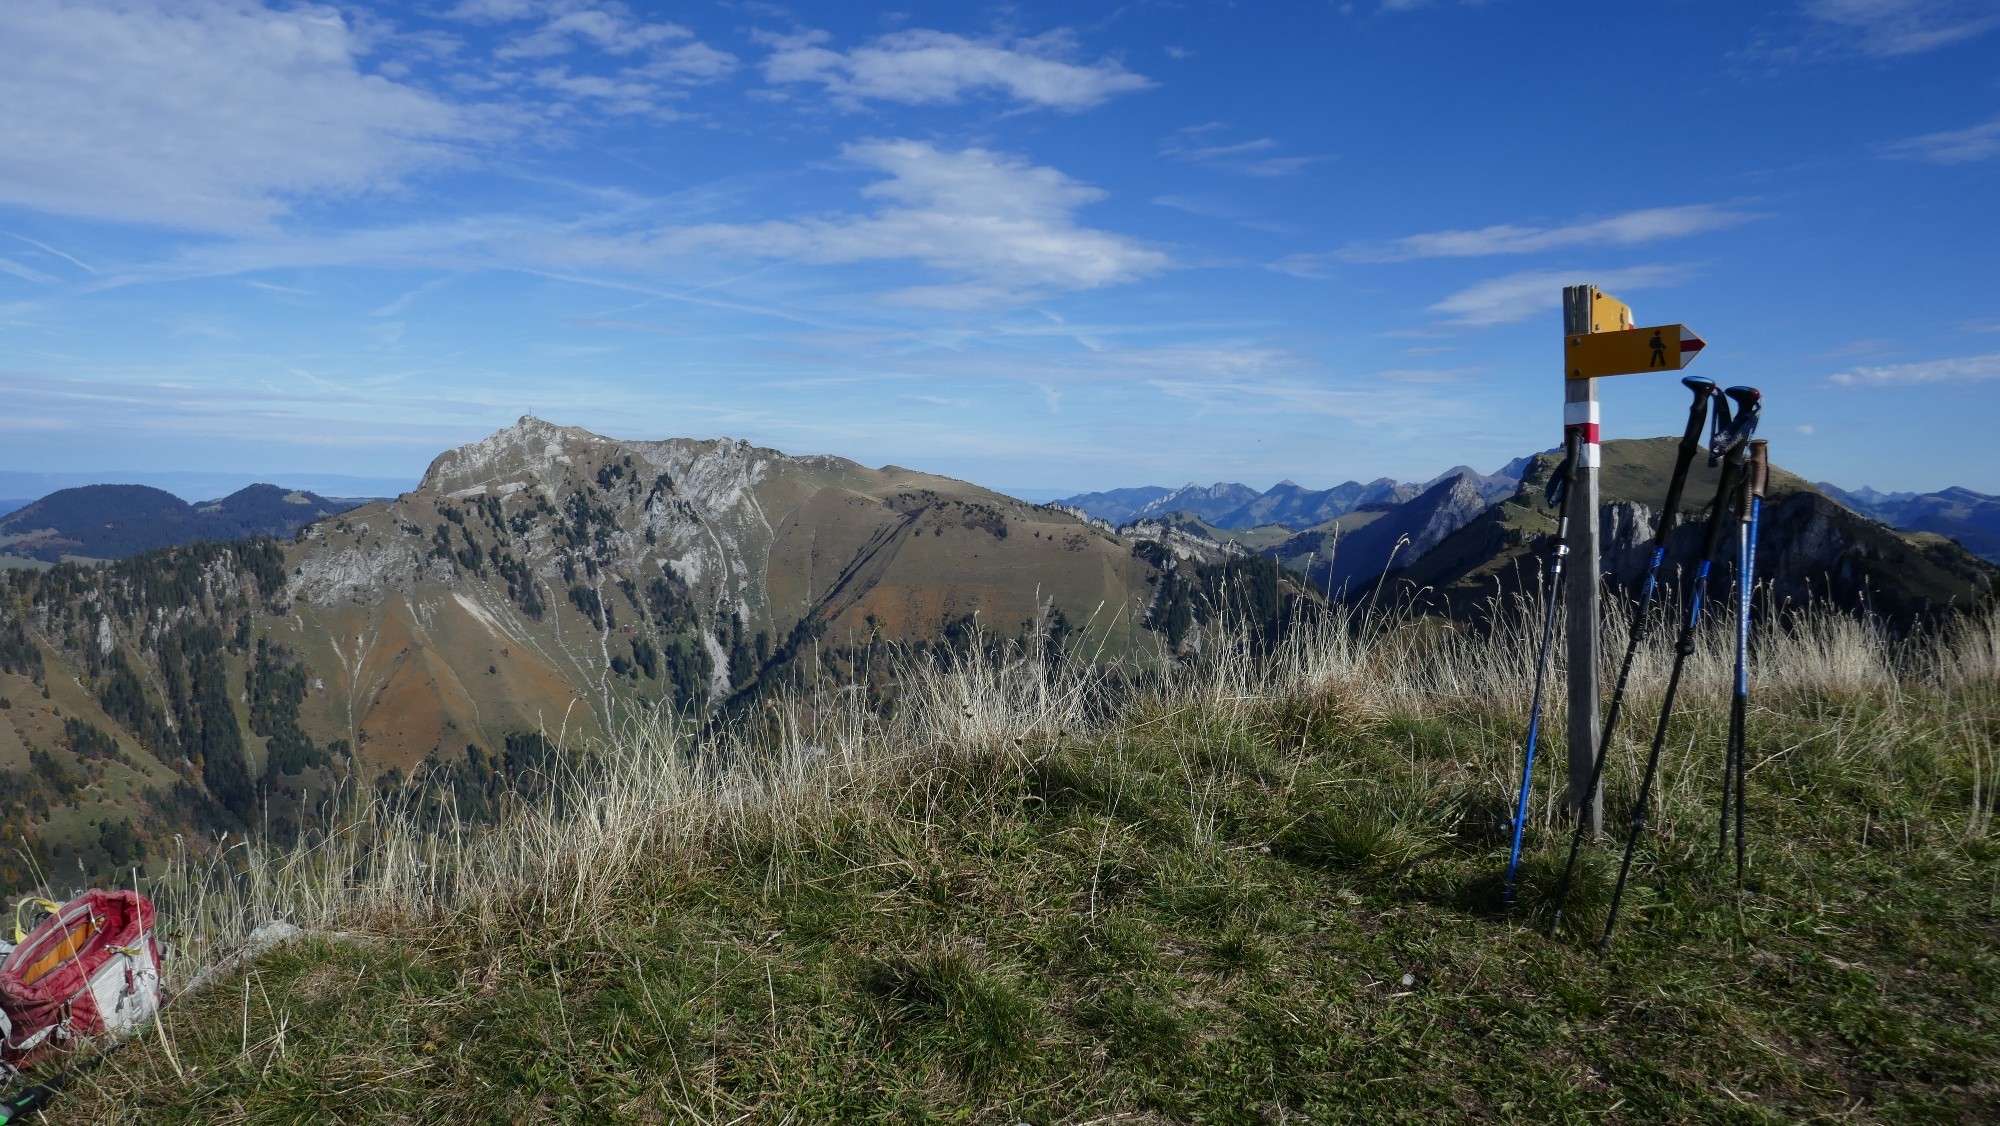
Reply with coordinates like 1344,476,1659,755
49,603,2000,1123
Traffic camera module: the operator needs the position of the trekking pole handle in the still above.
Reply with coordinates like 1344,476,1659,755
1702,433,1755,563
1736,440,1769,523
1661,379,1716,544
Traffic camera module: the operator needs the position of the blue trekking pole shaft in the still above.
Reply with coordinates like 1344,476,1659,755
1550,377,1715,933
1721,501,1751,855
1599,473,1735,951
1600,388,1760,952
1504,428,1581,902
1726,440,1769,886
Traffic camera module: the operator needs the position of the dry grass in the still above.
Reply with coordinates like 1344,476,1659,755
36,594,2000,1121
141,594,1998,990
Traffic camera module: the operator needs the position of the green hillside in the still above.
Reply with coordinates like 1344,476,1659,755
45,604,2000,1122
1393,438,1994,622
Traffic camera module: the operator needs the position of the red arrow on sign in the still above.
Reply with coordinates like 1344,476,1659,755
1678,326,1706,361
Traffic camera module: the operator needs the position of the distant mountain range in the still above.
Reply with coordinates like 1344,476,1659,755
1391,440,1994,624
1062,464,2000,566
1060,461,1526,532
1815,483,2000,563
1,421,1989,895
0,483,373,565
1064,445,1994,622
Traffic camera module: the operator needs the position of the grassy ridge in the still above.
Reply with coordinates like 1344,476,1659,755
49,605,2000,1122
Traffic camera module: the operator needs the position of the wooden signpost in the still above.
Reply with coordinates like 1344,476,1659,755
1561,285,1707,836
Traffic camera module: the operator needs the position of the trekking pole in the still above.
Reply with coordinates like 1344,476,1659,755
0,1081,53,1124
1549,376,1716,934
1503,427,1582,904
1599,387,1761,953
1720,438,1769,890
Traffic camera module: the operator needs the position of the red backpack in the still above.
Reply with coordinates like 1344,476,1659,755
0,891,163,1070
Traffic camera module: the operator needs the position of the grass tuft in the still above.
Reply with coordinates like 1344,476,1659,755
31,598,2000,1121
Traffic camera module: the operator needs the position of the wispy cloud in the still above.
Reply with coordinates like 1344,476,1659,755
1429,265,1690,328
0,257,59,285
595,140,1172,308
1828,351,2000,385
1802,0,2000,56
451,0,736,116
489,6,713,66
1884,116,2000,164
243,279,314,296
1160,124,1325,177
570,317,680,334
0,0,484,233
758,27,1151,111
6,232,97,275
371,274,459,317
1147,377,1454,427
1341,205,1758,263
1151,194,1296,234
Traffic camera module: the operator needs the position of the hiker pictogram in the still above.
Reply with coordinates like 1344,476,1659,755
1565,322,1704,380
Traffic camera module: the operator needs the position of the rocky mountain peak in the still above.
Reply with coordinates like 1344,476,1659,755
420,416,616,497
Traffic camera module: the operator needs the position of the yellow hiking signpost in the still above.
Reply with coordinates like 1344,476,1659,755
1587,289,1633,333
1555,286,1708,841
1564,324,1707,380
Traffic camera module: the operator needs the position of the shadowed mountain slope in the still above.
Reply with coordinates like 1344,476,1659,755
0,483,363,565
1265,472,1493,597
1050,485,1171,526
1389,438,1994,622
1127,482,1264,526
1817,482,2000,563
1215,478,1418,531
1061,463,1522,533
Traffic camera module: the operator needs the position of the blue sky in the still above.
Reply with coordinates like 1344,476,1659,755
1,0,1996,500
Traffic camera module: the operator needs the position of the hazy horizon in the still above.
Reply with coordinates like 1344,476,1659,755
3,1,1996,494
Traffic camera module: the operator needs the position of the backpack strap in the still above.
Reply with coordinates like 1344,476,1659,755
9,901,61,945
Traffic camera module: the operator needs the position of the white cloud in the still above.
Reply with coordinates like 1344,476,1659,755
1344,205,1757,262
100,140,1168,310
758,28,1152,111
1160,124,1325,177
1268,252,1339,280
1148,377,1450,426
1429,266,1690,328
584,140,1170,306
1828,352,2000,385
0,0,484,234
479,2,736,82
1152,195,1296,234
1884,117,2000,164
493,8,690,59
1802,0,2000,55
445,0,734,116
528,66,685,115
1169,137,1279,162
0,257,59,285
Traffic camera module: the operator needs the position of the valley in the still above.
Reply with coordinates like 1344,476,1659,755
0,419,1990,898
